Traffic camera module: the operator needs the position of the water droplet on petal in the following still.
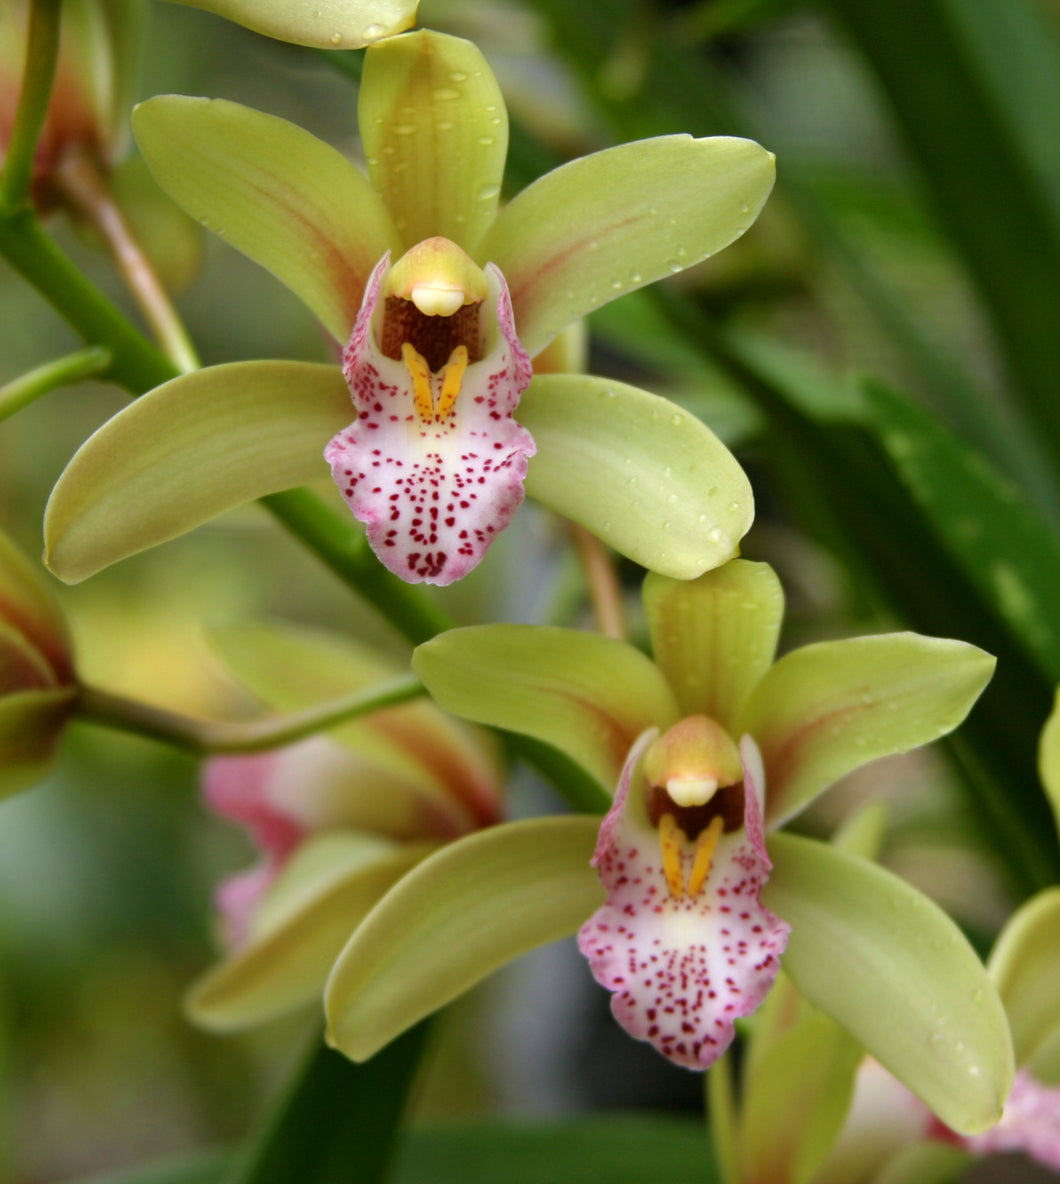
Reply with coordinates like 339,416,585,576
666,260,683,273
629,269,642,284
478,182,501,201
727,500,740,512
610,277,623,290
670,414,683,426
708,528,724,544
478,136,495,146
330,31,343,45
362,22,386,39
449,71,468,83
393,124,416,136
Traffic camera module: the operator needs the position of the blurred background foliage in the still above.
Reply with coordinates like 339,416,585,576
2,0,1060,1180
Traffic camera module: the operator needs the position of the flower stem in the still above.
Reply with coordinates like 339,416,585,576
0,345,111,421
569,520,627,640
0,0,62,215
54,144,200,373
76,673,426,755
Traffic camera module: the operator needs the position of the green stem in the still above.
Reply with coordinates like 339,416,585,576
76,674,425,755
264,488,456,646
0,0,62,214
0,345,111,421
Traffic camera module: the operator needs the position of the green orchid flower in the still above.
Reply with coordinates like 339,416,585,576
0,525,77,797
164,0,418,49
43,29,770,587
184,619,501,1031
319,559,1010,1136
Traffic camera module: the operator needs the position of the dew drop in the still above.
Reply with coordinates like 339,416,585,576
362,22,386,39
667,493,678,504
663,521,672,530
662,465,673,478
393,123,416,136
629,269,642,284
739,203,749,214
610,277,623,290
666,259,683,274
727,500,740,512
433,87,460,101
330,31,343,45
972,988,985,1003
436,120,454,131
478,182,501,201
478,136,495,146
670,414,683,426
601,388,617,400
602,520,612,531
587,239,600,252
449,71,468,83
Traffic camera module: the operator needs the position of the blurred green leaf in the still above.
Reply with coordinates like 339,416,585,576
73,1150,228,1184
820,0,1060,471
223,1028,427,1184
864,379,1060,686
392,1117,716,1184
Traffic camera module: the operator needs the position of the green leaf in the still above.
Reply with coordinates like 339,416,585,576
166,0,418,50
392,1117,716,1184
187,834,439,1031
223,1027,427,1184
73,1149,228,1184
741,633,995,828
133,96,400,340
325,816,602,1061
520,375,753,581
764,833,1013,1135
414,624,678,792
865,379,1060,685
44,361,351,583
987,887,1060,1068
642,560,782,731
360,30,507,254
0,686,77,798
478,135,775,357
820,0,1060,469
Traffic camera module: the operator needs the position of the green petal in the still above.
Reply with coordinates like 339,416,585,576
987,887,1060,1067
413,625,678,792
0,686,77,798
360,30,507,253
187,834,439,1031
1039,686,1060,839
44,361,351,583
738,1009,862,1184
166,0,418,48
133,96,400,340
740,634,995,828
324,816,603,1061
478,135,775,357
642,560,782,731
212,622,499,826
519,375,753,580
0,527,72,681
764,833,1013,1135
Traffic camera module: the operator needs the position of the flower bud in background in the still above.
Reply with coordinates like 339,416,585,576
0,525,77,797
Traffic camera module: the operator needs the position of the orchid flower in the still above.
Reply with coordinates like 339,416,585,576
320,560,1012,1136
807,694,1060,1183
185,619,501,1030
43,28,769,587
163,0,418,49
0,524,77,797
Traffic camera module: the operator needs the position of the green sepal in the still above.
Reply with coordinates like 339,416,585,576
44,361,351,583
187,833,440,1031
165,0,418,50
414,625,679,792
740,633,995,827
642,560,782,730
133,96,401,340
478,135,775,357
325,816,603,1061
987,887,1060,1068
764,833,1013,1136
520,375,753,581
360,30,507,253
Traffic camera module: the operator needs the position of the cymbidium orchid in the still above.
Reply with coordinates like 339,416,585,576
43,28,770,588
185,620,501,1030
0,524,77,797
319,560,1012,1136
